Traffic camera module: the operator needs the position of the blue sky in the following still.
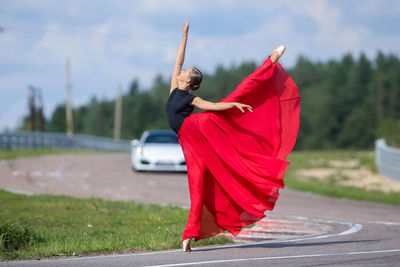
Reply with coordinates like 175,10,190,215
1,0,400,131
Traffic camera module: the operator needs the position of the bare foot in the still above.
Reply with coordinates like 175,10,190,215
271,45,286,63
271,51,280,63
182,237,192,252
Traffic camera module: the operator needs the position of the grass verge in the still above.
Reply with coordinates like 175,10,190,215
2,148,399,260
285,177,400,205
284,150,400,205
0,190,232,260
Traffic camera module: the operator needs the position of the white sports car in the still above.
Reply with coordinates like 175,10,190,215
131,130,187,172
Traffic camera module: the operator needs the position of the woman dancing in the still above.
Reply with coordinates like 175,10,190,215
165,20,300,252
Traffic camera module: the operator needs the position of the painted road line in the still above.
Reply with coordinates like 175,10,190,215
22,217,363,263
220,217,334,243
368,221,400,226
55,163,75,188
12,170,21,176
30,170,42,177
144,249,400,267
1,187,34,195
282,216,363,238
198,220,362,250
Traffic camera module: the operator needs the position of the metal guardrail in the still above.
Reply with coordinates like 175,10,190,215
0,131,130,151
375,138,400,181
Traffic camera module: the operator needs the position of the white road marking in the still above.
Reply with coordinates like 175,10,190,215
55,163,74,188
369,221,400,226
12,170,21,176
83,172,90,178
144,249,400,267
25,217,363,263
30,170,42,177
188,219,362,250
1,187,34,195
286,215,308,220
303,217,363,237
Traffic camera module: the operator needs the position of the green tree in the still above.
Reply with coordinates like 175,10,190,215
14,51,400,149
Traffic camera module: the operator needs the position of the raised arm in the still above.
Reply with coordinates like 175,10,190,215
170,20,189,94
192,97,253,113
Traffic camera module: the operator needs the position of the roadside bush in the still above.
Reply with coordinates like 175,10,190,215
378,117,400,148
0,220,35,252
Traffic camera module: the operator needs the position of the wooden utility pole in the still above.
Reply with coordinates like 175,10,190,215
113,85,123,140
37,88,45,132
28,86,35,132
66,58,74,136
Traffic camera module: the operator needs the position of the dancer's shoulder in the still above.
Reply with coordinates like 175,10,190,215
169,88,178,94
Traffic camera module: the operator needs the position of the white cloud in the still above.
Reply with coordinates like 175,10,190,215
1,0,399,132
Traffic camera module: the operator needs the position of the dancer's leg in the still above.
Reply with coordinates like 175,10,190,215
221,44,286,104
182,146,207,242
270,45,286,63
270,51,280,63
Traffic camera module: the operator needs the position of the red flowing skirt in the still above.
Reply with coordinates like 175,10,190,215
177,57,300,242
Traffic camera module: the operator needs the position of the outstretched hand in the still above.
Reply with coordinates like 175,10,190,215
233,102,253,113
181,19,189,38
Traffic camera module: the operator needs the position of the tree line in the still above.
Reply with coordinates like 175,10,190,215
17,51,400,149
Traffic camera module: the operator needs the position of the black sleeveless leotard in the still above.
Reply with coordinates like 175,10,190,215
165,88,196,134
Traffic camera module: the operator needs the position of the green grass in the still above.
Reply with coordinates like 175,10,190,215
0,190,232,260
284,150,400,205
2,148,399,260
286,150,377,172
0,148,123,160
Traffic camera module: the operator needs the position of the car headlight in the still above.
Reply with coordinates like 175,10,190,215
137,147,149,156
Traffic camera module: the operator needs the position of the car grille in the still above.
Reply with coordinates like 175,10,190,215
155,161,174,166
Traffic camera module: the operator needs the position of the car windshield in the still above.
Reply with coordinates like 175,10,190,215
144,133,179,144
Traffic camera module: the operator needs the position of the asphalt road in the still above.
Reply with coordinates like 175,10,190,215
1,153,400,266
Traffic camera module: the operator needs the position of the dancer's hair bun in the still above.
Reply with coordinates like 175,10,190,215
191,84,200,90
189,67,203,91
